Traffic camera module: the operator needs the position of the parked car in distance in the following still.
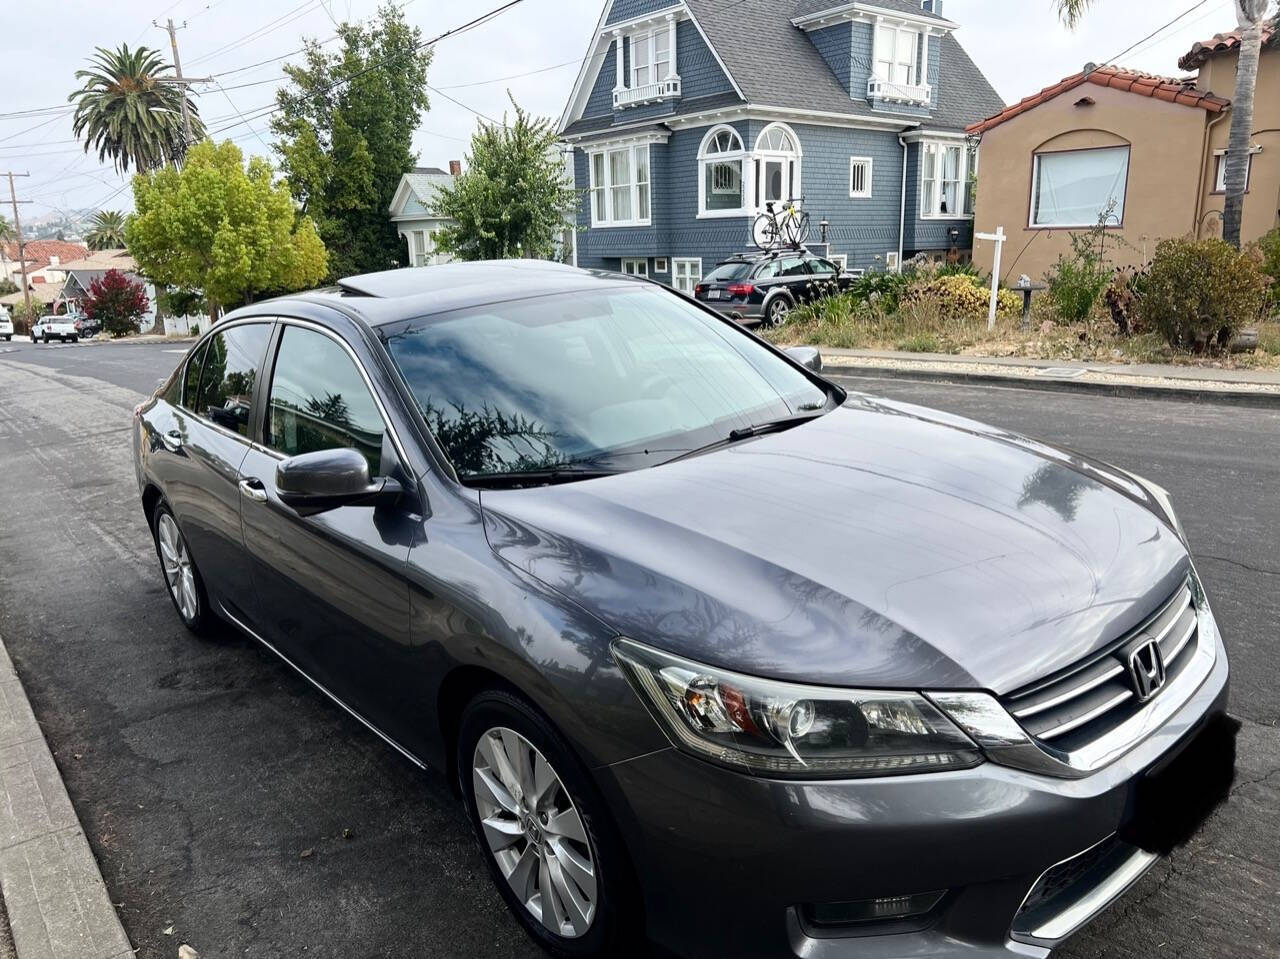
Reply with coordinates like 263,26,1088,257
134,261,1232,959
694,248,850,327
0,305,12,341
31,313,80,344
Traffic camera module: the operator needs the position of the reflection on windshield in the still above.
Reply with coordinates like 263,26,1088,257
386,287,829,479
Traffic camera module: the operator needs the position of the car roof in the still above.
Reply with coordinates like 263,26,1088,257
238,260,648,329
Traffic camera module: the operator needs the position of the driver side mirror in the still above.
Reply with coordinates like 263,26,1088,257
785,346,823,373
276,447,402,517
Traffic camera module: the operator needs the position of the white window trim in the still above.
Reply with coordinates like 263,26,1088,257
671,257,702,293
753,122,803,215
654,257,669,273
849,156,873,198
1029,145,1130,229
869,21,931,104
588,143,652,228
697,124,749,219
620,258,649,276
829,254,848,272
1213,146,1260,193
611,15,682,109
919,139,975,221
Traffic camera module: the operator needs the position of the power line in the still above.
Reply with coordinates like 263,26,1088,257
1104,0,1216,66
186,0,324,67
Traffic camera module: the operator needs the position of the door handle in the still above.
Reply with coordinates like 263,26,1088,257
238,478,268,503
161,429,183,452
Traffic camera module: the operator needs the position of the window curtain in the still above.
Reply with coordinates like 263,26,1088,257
1033,147,1130,227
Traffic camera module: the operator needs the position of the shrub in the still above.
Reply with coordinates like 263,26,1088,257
0,278,18,296
847,270,911,312
1137,237,1268,350
902,273,1019,320
1254,226,1280,306
84,268,150,337
1045,229,1112,323
1104,268,1147,336
10,301,44,334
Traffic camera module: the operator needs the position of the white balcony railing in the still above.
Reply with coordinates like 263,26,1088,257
867,77,932,106
614,76,682,109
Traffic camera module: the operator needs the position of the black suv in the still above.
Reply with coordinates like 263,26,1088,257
694,249,848,327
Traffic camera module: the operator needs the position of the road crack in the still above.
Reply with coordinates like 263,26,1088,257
1195,554,1280,577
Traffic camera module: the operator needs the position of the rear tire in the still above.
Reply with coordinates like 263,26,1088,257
765,295,793,328
458,690,644,959
151,503,213,636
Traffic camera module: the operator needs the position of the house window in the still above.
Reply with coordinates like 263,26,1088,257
849,157,873,198
654,257,669,273
754,123,802,209
1031,145,1130,228
589,144,652,227
829,254,848,272
620,258,648,276
672,258,702,293
1214,151,1254,193
921,140,976,219
412,230,427,267
875,24,919,86
698,126,745,216
630,28,671,88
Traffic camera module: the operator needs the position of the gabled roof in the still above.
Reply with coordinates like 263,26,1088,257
966,65,1230,136
57,249,137,273
2,240,88,271
1178,18,1278,70
389,168,455,218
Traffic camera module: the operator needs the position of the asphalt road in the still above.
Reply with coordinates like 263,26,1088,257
0,340,1275,959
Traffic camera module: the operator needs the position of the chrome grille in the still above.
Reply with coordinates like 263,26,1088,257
1003,581,1198,752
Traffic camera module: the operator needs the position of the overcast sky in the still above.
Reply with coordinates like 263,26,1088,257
2,0,1266,222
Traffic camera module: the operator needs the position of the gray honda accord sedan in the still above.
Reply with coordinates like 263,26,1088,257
133,261,1233,959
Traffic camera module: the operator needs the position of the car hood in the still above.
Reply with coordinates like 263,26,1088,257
480,396,1189,694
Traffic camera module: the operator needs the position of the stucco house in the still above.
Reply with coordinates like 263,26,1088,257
966,19,1278,284
390,165,460,267
558,0,1004,290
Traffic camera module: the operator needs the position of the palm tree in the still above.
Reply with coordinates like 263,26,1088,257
86,210,128,251
1055,0,1273,248
68,44,205,174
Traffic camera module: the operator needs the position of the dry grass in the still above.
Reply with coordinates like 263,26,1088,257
765,295,1280,371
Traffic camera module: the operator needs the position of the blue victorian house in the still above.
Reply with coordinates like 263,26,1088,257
559,0,1005,290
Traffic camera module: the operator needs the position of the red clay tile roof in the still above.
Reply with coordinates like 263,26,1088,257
1179,18,1277,71
2,239,89,272
966,65,1231,135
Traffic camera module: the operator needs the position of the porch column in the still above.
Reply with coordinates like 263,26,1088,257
665,15,677,78
613,30,624,91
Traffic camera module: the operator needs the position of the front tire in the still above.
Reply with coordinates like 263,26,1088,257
458,690,642,958
152,504,212,635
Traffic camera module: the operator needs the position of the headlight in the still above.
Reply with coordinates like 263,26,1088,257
1122,469,1185,541
612,639,982,779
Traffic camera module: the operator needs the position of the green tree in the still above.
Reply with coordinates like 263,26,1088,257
271,3,432,279
86,210,128,250
1055,0,1273,248
433,98,578,261
127,140,328,321
68,44,204,174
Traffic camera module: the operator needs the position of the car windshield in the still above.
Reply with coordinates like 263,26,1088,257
704,262,753,283
385,286,832,481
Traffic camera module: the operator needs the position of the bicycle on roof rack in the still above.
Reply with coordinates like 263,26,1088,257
752,198,811,252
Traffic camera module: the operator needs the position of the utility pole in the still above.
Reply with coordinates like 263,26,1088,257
3,172,32,314
155,19,212,156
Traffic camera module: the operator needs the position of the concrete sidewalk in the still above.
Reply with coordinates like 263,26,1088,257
818,348,1280,406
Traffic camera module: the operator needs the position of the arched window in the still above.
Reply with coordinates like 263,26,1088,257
754,123,802,209
698,125,745,216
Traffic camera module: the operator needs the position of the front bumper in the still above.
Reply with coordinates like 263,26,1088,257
595,630,1229,959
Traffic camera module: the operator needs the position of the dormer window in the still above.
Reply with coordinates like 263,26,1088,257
631,28,671,89
612,17,682,109
869,21,933,105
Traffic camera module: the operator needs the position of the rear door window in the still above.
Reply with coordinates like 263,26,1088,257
777,257,809,277
191,324,272,437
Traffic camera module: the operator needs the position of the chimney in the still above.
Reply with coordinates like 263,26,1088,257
50,256,60,267
449,160,462,176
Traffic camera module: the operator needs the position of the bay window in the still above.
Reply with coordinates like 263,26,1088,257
1031,145,1130,228
920,140,977,219
589,144,652,227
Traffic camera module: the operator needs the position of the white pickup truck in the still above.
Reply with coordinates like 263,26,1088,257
30,313,82,344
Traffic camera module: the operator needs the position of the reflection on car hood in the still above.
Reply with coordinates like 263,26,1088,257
480,396,1189,693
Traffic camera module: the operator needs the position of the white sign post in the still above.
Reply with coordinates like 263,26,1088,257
976,226,1006,331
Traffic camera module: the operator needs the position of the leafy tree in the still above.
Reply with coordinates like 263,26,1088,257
0,279,18,296
68,45,203,174
127,140,328,321
271,3,432,279
86,210,128,250
1055,0,1274,248
84,268,150,337
434,98,578,261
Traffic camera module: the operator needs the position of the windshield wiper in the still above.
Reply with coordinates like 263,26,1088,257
467,465,622,489
664,410,829,465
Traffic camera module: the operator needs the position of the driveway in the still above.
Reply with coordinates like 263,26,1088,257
0,343,1275,958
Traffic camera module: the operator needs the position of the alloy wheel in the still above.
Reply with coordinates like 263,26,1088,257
472,727,598,939
157,513,199,622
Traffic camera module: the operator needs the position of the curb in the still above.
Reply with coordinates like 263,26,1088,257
823,361,1280,410
0,636,133,959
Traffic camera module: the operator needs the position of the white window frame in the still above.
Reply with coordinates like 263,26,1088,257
1030,145,1130,229
671,257,702,293
654,257,669,273
588,144,652,227
874,23,920,87
620,258,649,277
1214,148,1258,193
920,140,975,220
849,157,873,199
829,254,848,272
629,27,672,89
697,124,748,219
754,122,803,213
